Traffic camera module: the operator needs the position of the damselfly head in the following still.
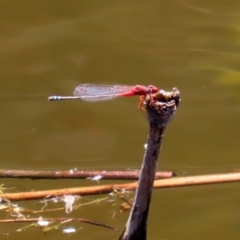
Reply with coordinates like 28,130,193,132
147,85,158,94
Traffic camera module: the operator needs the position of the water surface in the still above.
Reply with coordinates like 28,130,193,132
0,1,240,239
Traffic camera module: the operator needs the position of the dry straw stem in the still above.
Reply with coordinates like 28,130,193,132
0,172,240,201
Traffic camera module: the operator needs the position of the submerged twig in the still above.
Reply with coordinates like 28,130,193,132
0,217,118,231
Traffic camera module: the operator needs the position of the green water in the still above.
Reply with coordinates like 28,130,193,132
0,1,240,239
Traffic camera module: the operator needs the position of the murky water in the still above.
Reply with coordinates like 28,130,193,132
0,1,240,239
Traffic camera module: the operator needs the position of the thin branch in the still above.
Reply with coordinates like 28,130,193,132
0,169,175,180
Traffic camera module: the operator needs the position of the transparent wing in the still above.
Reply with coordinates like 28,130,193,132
79,94,121,102
73,84,134,102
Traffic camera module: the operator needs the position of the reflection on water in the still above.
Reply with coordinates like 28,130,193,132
0,0,240,239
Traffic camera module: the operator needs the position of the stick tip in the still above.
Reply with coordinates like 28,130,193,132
145,87,180,127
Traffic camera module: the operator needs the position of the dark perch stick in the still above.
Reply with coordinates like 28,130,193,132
119,88,180,240
0,169,175,180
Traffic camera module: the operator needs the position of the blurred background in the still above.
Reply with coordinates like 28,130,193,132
0,0,240,239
